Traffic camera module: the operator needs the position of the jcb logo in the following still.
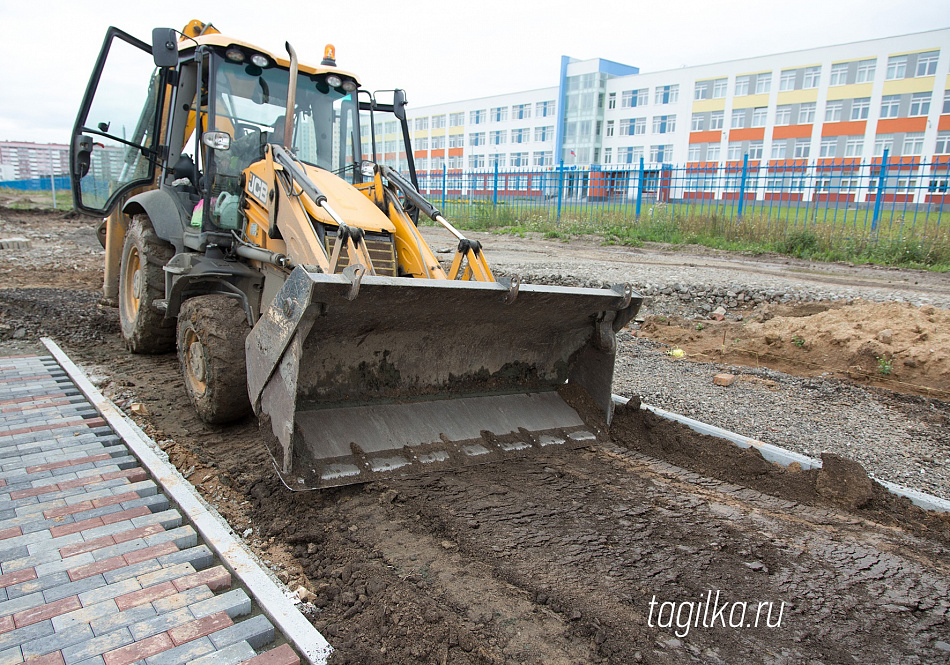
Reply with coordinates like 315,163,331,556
247,174,269,204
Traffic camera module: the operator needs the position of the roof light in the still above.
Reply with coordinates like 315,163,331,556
321,44,337,67
202,131,231,150
225,48,245,63
326,74,343,88
249,53,269,68
342,79,357,92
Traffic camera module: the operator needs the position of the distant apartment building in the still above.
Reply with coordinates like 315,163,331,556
396,28,950,201
0,141,69,181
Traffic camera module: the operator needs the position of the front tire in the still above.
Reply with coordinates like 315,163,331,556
119,214,175,353
177,295,252,424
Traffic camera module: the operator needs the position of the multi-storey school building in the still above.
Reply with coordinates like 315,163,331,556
0,141,69,181
396,28,950,203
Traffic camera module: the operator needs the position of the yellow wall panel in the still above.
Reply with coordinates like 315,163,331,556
776,89,820,105
732,93,770,109
825,83,874,101
692,98,726,112
882,77,936,95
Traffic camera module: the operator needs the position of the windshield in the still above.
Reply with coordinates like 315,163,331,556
209,56,360,182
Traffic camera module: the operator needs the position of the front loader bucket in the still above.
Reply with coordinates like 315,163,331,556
246,266,641,488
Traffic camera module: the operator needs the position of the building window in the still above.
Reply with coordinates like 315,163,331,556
416,137,428,151
650,144,672,162
431,156,443,169
798,102,816,124
414,117,429,131
449,112,465,127
886,55,907,80
688,144,701,161
851,98,870,120
509,128,526,143
448,134,464,149
779,70,797,91
416,157,427,171
712,79,727,98
510,152,528,167
727,142,743,160
802,66,821,89
903,133,924,155
603,148,612,164
621,88,648,108
751,107,768,127
771,142,787,159
694,82,708,100
824,100,843,122
819,138,837,158
470,110,486,124
448,156,462,169
775,104,792,127
432,115,446,129
652,115,676,133
755,75,771,94
945,90,950,114
654,85,679,104
489,130,506,145
935,131,950,155
489,154,505,168
490,106,508,122
534,125,554,142
880,95,901,119
829,63,849,86
536,101,555,117
620,117,646,135
874,136,894,156
909,92,931,116
735,75,751,96
749,141,764,159
709,111,724,130
793,139,810,158
469,132,485,146
691,114,705,131
845,137,864,157
707,144,720,162
431,136,445,150
855,59,876,83
512,104,531,120
607,93,616,110
916,51,939,77
731,109,746,129
533,151,552,166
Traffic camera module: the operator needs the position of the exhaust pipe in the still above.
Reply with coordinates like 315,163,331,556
283,42,297,149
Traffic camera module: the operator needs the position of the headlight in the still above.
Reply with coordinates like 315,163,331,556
342,79,357,92
225,48,245,63
361,161,377,179
249,53,270,68
201,131,232,150
326,74,343,88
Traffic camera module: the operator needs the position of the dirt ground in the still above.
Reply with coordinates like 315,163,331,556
2,206,950,664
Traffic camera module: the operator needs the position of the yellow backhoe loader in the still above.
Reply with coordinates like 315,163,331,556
69,21,642,488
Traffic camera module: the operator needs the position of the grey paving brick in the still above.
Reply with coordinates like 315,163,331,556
144,636,215,665
122,494,169,514
0,545,29,562
42,573,106,603
130,509,181,531
64,487,115,505
208,614,274,650
128,606,194,640
20,622,94,659
34,550,95,576
90,538,148,561
53,598,120,631
0,590,46,617
188,640,256,665
2,547,63,574
14,497,65,517
7,569,69,599
73,657,105,665
0,645,22,665
61,625,133,664
78,577,141,606
0,528,52,552
189,589,252,620
102,558,163,584
159,545,213,571
134,562,196,589
30,530,82,554
143,526,197,551
79,519,142,541
0,618,55,652
151,586,215,614
122,480,158,498
89,602,156,637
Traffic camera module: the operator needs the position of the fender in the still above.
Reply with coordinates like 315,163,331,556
122,188,188,252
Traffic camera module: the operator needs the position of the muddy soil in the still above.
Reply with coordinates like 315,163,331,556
2,207,950,663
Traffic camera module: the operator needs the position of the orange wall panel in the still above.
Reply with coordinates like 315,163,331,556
772,124,813,140
430,149,445,158
938,115,950,131
728,127,765,141
448,148,463,157
875,117,927,134
821,121,866,137
689,131,722,144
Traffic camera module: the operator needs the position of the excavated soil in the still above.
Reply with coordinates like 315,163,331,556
2,206,950,663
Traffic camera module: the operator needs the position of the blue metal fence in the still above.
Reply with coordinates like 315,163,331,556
0,176,70,191
414,153,950,243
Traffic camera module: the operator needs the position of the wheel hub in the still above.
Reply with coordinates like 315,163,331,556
132,270,143,300
188,340,206,384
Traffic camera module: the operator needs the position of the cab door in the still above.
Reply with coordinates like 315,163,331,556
70,27,167,216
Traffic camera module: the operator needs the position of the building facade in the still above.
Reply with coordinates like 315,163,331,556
0,141,69,181
400,29,950,193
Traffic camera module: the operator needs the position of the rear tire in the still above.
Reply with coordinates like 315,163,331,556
119,214,175,353
177,295,252,424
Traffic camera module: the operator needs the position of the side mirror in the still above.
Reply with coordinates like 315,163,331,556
392,89,407,121
72,135,92,179
151,28,179,68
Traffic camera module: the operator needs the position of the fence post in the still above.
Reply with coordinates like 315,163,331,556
635,156,645,219
493,161,499,208
48,148,57,210
871,148,888,232
441,164,447,214
736,154,749,220
556,160,565,223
